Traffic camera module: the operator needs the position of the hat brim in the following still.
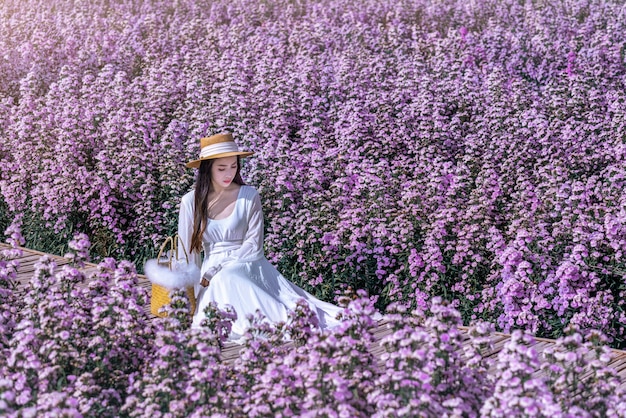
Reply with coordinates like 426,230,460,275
186,151,254,168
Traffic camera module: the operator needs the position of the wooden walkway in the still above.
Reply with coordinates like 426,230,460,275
3,244,626,391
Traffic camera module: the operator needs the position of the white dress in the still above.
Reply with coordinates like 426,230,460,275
178,185,344,336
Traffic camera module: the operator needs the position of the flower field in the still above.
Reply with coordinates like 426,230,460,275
1,237,625,416
0,0,626,410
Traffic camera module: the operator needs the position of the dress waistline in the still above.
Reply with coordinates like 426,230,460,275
203,239,243,255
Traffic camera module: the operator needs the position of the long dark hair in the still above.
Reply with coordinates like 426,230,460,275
190,157,245,253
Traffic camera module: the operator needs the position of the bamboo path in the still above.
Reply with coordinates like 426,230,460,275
3,244,626,391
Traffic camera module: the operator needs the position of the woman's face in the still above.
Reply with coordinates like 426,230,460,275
210,156,238,190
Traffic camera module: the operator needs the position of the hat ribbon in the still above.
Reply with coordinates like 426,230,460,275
199,141,239,159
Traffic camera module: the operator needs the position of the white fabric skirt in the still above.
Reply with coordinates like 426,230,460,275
191,257,344,337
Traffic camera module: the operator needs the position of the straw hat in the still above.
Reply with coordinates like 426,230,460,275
186,133,254,168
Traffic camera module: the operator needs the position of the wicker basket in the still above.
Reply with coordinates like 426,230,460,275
150,235,197,317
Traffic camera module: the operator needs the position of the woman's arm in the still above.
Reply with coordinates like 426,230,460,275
177,192,202,269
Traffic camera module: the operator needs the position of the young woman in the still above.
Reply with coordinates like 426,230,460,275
179,132,343,336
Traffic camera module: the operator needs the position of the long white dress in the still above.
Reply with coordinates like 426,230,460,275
178,185,344,335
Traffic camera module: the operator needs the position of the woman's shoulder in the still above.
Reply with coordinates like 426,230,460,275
239,184,259,198
239,185,262,208
181,190,195,206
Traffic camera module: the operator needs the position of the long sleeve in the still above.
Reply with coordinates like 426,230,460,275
177,191,202,269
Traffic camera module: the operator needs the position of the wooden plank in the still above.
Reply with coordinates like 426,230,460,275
11,254,43,264
610,357,626,374
15,272,36,282
483,336,511,358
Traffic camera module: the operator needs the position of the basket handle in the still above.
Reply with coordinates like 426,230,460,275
173,234,190,264
157,236,175,269
156,235,190,271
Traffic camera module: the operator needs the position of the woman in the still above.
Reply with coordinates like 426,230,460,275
179,132,343,336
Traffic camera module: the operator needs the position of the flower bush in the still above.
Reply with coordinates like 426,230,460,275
1,0,625,346
0,230,155,416
1,231,625,416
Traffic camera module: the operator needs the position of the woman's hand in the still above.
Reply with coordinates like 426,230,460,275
200,265,221,287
